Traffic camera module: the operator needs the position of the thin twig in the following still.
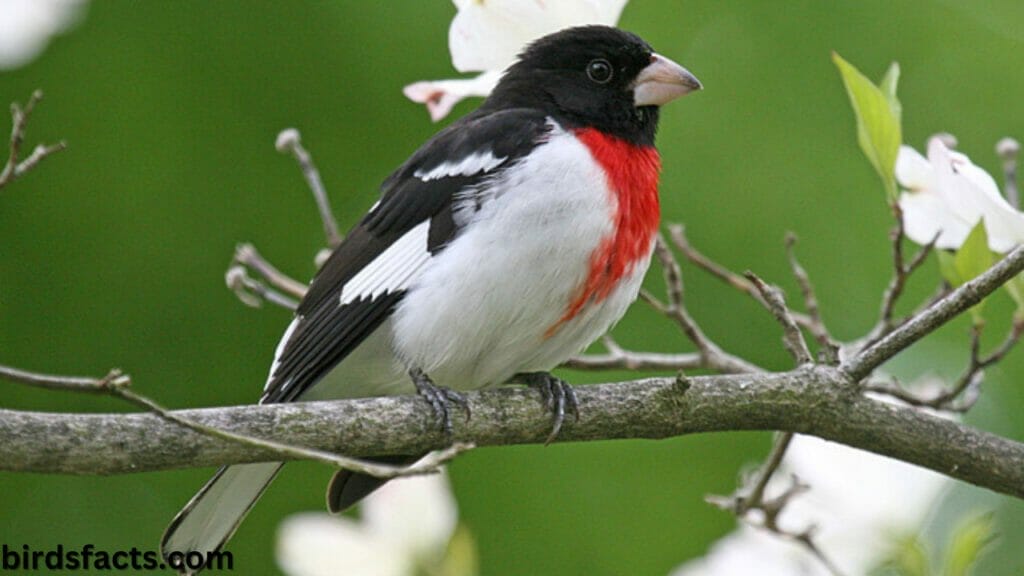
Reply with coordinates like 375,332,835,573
566,333,714,371
707,432,846,576
275,128,342,247
0,362,468,479
0,364,130,393
867,318,1024,412
784,233,839,364
737,432,794,513
744,272,814,365
640,235,763,374
679,237,827,569
0,90,67,190
234,243,308,298
997,137,1020,209
778,522,847,576
224,242,308,309
668,224,814,328
843,245,1024,381
669,224,763,299
225,264,299,310
600,334,624,355
224,130,340,309
564,351,705,371
865,207,940,346
643,236,707,349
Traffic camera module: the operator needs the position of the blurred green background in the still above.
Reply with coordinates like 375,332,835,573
2,1,1022,574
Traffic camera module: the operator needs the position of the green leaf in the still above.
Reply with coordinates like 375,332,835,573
944,512,997,576
869,533,931,576
833,52,903,199
953,221,993,325
1003,272,1024,314
954,221,993,281
438,524,479,576
880,62,903,123
937,250,960,287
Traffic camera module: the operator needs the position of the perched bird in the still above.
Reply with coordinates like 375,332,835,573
162,24,700,567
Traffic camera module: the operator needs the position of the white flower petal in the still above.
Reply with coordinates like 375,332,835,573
587,0,630,25
276,513,411,576
894,145,933,191
414,1,628,119
671,525,824,576
448,0,543,73
952,155,1024,252
898,138,1024,253
362,471,458,561
448,0,626,73
672,433,950,576
0,0,86,70
899,189,974,249
928,138,984,231
403,71,502,122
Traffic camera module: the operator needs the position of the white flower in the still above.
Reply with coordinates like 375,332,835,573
404,0,629,121
0,0,87,71
403,70,503,124
277,471,458,576
897,137,1024,253
671,423,950,575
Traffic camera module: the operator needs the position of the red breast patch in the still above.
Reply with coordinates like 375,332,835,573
546,128,661,337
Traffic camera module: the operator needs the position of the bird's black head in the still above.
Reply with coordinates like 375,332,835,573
481,26,701,147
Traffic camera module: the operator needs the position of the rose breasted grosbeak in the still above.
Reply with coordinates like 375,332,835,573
162,25,700,566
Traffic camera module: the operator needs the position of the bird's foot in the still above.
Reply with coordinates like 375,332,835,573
410,368,470,436
518,372,579,445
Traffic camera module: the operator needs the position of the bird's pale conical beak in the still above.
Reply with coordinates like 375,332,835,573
633,53,702,107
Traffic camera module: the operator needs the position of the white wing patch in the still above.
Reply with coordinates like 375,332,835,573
339,220,432,305
414,151,507,182
263,316,300,399
261,221,431,402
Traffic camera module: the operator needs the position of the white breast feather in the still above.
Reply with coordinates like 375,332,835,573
391,120,650,389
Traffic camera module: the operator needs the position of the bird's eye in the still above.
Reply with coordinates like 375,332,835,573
586,59,613,84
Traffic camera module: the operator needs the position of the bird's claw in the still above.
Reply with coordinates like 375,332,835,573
410,369,470,436
520,372,579,444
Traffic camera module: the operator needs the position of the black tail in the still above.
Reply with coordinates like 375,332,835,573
325,455,418,513
161,462,283,573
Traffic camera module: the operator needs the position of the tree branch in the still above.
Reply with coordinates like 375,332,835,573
0,363,469,479
707,266,841,574
2,366,1022,500
842,245,1024,381
866,318,1024,412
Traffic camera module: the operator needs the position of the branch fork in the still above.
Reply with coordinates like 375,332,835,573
0,90,67,191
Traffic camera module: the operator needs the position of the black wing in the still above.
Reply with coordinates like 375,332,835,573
260,109,552,404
